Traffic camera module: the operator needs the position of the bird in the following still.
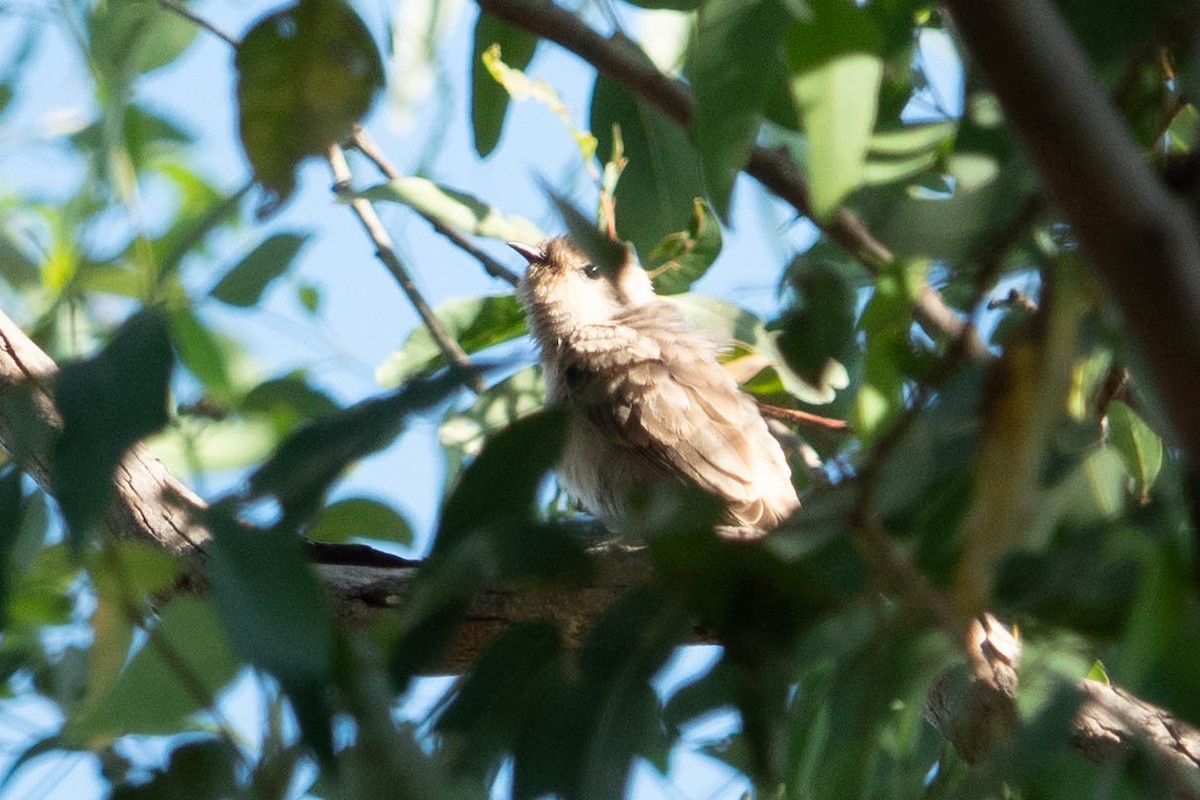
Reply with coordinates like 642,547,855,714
511,236,800,536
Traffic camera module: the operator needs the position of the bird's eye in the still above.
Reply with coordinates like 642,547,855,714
582,263,601,279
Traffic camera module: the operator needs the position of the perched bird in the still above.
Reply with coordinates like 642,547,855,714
511,236,800,535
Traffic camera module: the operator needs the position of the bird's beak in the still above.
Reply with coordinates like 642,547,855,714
507,241,545,265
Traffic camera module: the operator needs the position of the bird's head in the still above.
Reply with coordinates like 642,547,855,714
511,237,655,331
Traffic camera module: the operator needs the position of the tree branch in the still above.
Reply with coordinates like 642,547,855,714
349,127,521,286
943,0,1200,511
474,0,991,360
326,144,486,393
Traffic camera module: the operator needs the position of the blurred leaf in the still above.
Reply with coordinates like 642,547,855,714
236,0,384,214
207,512,334,762
355,178,543,243
1106,400,1163,504
623,0,703,9
110,738,238,800
250,368,472,529
439,365,545,482
777,261,857,385
688,0,789,218
0,468,22,628
435,407,568,554
0,222,41,289
645,199,723,295
305,497,413,545
54,309,173,546
169,307,234,400
242,372,340,426
862,121,956,186
88,0,198,80
591,68,707,255
68,599,239,743
377,294,527,388
147,416,281,474
298,283,321,313
672,294,848,405
210,232,311,307
787,4,883,218
471,15,538,157
542,186,629,275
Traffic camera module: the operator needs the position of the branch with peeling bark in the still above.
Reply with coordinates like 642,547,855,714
927,616,1200,799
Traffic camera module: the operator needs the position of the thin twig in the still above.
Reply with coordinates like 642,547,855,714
157,0,239,46
757,402,850,433
349,127,521,286
327,144,485,392
474,0,991,358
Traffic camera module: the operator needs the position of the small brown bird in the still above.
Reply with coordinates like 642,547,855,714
511,236,800,535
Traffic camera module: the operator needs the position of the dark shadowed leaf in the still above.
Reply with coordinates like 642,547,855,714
541,186,629,276
591,69,707,255
623,0,703,9
206,512,334,762
68,599,239,742
777,261,857,384
377,294,528,388
235,0,384,214
0,468,23,628
54,309,173,547
210,232,311,307
242,371,340,425
109,738,238,800
688,0,789,218
305,497,413,545
168,307,234,400
471,14,538,157
1106,400,1163,503
646,199,723,295
248,368,472,529
439,366,545,482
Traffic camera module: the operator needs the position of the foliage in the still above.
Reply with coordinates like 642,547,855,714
0,0,1199,798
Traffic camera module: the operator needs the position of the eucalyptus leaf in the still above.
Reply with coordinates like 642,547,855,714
471,14,538,157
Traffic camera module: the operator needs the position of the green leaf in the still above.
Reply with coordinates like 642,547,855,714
305,497,413,545
1106,400,1163,504
377,294,527,388
353,178,543,243
591,68,707,255
88,0,198,79
542,186,629,275
249,368,472,528
206,513,334,762
777,261,857,385
68,599,239,742
54,309,174,546
210,232,311,307
471,14,538,157
242,372,341,425
622,0,703,9
0,468,23,629
688,0,789,218
787,4,883,219
439,366,545,483
435,408,568,555
169,307,234,400
646,199,723,295
236,0,384,214
862,121,956,186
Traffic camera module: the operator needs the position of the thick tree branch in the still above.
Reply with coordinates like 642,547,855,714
474,0,991,360
943,0,1200,495
928,616,1200,798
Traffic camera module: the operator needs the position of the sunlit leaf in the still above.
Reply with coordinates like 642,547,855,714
88,0,198,79
376,294,527,388
646,199,723,295
787,6,883,219
1106,400,1163,504
235,0,384,214
354,178,543,243
688,0,789,218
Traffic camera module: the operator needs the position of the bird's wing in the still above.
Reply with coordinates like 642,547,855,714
561,304,797,528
